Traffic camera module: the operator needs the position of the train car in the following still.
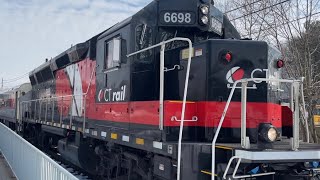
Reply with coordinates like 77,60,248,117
0,83,31,129
2,0,320,179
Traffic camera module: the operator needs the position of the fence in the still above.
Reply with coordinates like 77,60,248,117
0,122,78,180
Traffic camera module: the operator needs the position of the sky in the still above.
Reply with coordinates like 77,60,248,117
0,0,152,91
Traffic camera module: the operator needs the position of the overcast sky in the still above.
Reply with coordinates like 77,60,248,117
0,0,151,91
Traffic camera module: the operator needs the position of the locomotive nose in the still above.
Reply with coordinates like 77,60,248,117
206,39,269,102
196,39,283,143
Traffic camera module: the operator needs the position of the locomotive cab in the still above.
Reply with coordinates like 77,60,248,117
92,0,286,146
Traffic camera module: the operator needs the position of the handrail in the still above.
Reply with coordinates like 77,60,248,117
19,64,95,133
20,93,87,133
20,94,85,103
18,62,96,135
127,37,193,180
211,78,302,180
0,122,78,180
223,156,275,179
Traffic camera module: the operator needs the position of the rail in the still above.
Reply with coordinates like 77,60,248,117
127,37,193,180
19,93,87,133
0,122,78,180
18,65,96,134
211,78,303,180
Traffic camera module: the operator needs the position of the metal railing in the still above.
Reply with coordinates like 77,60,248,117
0,122,78,180
20,94,87,133
222,156,275,179
18,64,96,134
127,37,193,180
211,78,303,180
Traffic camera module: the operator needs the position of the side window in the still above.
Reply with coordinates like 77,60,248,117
135,24,153,59
105,37,121,69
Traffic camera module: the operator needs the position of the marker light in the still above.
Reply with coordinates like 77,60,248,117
225,52,232,62
200,5,209,15
201,16,209,25
276,59,284,68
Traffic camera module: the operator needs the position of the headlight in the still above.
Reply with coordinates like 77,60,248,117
267,127,277,142
200,5,209,15
201,16,209,25
258,124,278,143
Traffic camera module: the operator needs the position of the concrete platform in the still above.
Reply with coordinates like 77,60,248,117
0,153,16,180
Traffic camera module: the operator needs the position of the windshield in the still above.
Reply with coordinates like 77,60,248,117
267,45,282,90
209,6,224,35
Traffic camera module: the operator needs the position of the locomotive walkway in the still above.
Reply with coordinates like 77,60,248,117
0,152,16,180
0,122,78,180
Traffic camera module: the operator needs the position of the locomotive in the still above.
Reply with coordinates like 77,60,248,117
1,0,320,179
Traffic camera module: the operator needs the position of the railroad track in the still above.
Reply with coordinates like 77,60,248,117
44,148,96,180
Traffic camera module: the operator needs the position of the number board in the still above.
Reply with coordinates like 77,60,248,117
159,11,196,25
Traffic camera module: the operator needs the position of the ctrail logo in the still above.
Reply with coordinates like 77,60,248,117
98,85,126,102
226,66,269,89
226,66,245,83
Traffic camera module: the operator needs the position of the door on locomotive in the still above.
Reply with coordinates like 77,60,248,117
95,18,131,130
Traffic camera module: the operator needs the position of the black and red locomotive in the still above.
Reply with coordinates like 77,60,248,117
1,0,320,179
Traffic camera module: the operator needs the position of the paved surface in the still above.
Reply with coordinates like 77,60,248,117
0,153,16,180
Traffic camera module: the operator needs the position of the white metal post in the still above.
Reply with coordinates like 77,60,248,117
159,44,165,131
34,100,37,120
292,81,300,150
241,81,248,149
39,100,42,121
45,98,48,122
52,98,54,123
83,95,86,133
70,96,73,127
290,83,294,111
60,97,63,126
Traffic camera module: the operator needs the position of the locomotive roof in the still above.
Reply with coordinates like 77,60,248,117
29,41,89,76
29,16,133,78
28,0,241,85
0,83,31,94
98,17,132,40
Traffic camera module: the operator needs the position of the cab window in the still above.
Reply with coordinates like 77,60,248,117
105,37,121,69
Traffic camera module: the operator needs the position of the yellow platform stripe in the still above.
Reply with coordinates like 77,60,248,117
111,133,118,139
136,138,144,145
168,101,195,104
200,170,218,176
215,145,233,150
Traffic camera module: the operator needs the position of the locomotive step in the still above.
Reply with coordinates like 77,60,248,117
216,140,320,163
216,138,320,151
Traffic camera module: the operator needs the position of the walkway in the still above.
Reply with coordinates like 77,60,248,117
0,152,16,180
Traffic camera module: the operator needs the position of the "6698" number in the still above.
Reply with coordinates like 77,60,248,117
161,12,195,25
